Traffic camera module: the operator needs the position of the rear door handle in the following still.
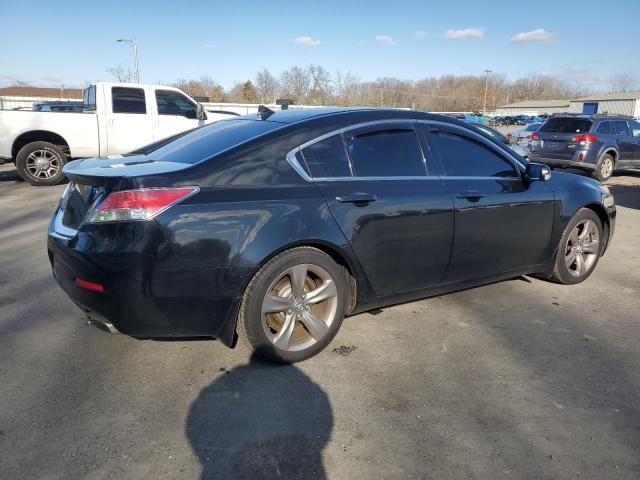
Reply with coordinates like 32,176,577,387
456,191,485,201
336,193,377,205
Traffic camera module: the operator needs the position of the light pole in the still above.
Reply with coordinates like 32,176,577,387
483,69,492,114
117,38,139,83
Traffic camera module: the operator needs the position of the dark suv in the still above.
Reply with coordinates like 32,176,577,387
529,114,640,181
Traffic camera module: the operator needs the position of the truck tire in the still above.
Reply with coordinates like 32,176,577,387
591,153,614,182
15,141,68,186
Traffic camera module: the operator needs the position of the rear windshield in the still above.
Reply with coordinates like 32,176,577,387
539,118,592,134
145,119,282,164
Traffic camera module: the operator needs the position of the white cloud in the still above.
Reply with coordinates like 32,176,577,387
294,36,321,47
200,43,216,49
444,28,484,40
415,30,427,40
510,29,555,44
375,35,395,45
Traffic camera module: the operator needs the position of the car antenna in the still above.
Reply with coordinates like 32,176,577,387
257,105,275,120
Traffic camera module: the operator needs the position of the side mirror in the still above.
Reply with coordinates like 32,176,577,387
526,162,551,181
196,103,207,120
506,134,519,144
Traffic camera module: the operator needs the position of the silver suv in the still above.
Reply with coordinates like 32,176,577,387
528,114,640,181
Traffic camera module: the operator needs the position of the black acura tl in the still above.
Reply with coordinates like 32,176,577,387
48,108,616,363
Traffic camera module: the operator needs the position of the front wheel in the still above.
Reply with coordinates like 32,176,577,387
592,154,614,182
549,208,603,285
15,141,67,186
237,247,347,363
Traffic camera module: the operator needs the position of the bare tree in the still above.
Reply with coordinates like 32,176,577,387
280,66,311,104
307,65,332,105
609,72,638,93
255,68,279,103
107,65,135,83
333,70,359,106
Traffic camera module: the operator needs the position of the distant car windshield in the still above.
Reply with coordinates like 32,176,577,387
146,119,283,164
539,118,592,134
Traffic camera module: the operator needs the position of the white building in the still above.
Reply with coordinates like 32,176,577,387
493,99,570,116
568,92,640,116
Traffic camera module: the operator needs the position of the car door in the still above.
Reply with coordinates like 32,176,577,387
420,123,556,283
153,89,202,141
296,123,454,297
629,119,640,165
105,86,154,155
612,120,634,167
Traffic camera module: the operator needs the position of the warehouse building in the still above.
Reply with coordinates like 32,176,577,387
493,99,570,116
568,91,640,116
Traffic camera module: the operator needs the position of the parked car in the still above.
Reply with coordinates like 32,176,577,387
510,122,543,140
32,101,84,112
474,123,530,157
48,108,616,363
0,82,237,186
529,114,640,181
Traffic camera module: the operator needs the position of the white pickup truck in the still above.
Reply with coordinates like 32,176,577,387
0,82,237,186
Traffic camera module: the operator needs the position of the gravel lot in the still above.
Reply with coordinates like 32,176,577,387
1,163,639,479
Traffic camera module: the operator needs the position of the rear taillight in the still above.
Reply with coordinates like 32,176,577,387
571,133,597,143
89,187,198,223
529,133,539,140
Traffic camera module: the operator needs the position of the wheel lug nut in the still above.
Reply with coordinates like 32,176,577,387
288,309,292,314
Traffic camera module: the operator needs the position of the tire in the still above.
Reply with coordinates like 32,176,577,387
591,153,614,182
238,247,347,363
15,141,67,186
548,208,603,285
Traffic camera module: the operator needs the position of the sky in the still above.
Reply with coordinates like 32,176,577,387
1,0,639,91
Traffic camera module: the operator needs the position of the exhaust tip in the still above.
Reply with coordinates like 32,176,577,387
86,316,120,334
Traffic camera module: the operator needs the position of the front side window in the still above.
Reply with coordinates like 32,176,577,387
630,120,640,137
613,120,631,137
300,135,351,178
428,130,518,178
596,121,612,135
112,87,146,114
345,128,425,177
156,89,197,118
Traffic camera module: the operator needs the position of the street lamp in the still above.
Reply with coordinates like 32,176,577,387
117,38,140,83
482,69,492,114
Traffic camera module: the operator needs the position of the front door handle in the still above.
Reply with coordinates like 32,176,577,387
456,191,485,201
336,193,377,205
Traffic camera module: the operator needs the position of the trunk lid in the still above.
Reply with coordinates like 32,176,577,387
534,117,593,158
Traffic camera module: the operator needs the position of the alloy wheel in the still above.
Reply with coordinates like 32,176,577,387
25,150,60,179
564,219,600,278
600,157,613,179
261,263,338,351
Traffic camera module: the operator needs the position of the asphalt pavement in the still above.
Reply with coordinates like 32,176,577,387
1,164,639,479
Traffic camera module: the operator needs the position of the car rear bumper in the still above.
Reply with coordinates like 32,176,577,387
529,155,596,170
47,215,253,346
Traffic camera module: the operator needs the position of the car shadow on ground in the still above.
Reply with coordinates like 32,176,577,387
608,184,640,210
186,353,333,480
0,165,22,182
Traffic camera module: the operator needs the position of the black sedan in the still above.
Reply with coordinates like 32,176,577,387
48,108,616,363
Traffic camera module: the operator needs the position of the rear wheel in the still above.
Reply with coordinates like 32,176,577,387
237,247,347,363
592,153,614,182
15,141,67,186
549,208,603,285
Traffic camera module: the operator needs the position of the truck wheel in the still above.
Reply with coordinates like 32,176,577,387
591,154,614,182
15,141,67,186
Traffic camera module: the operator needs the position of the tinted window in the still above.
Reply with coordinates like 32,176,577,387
300,135,351,178
613,120,631,137
428,130,518,178
112,87,146,114
156,89,197,118
596,121,612,135
631,120,640,137
475,125,506,142
345,129,425,177
539,118,592,133
145,119,282,164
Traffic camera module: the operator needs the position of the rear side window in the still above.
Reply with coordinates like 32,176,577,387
613,120,631,136
156,89,197,118
345,128,425,177
539,118,592,133
596,121,612,135
300,135,351,178
112,87,146,114
84,86,96,111
428,130,518,178
145,119,282,164
631,120,640,137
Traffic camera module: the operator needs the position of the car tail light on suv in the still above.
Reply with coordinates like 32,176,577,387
571,133,597,143
528,132,540,140
88,187,198,223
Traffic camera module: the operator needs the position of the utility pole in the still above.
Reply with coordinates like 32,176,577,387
483,69,492,114
117,39,140,83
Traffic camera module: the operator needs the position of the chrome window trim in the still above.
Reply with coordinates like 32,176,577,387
285,118,526,182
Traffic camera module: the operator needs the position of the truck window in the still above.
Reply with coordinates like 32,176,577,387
112,87,146,114
156,90,197,118
83,86,96,111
